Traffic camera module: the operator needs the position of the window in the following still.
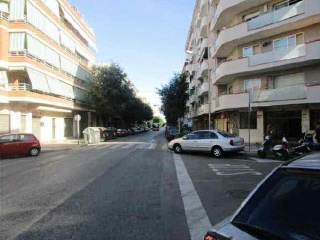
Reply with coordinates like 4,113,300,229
243,45,260,57
243,11,260,22
273,0,303,10
267,76,276,89
244,79,261,92
240,112,257,129
273,33,303,50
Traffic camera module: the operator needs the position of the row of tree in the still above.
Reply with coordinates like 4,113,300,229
157,73,189,126
88,63,153,127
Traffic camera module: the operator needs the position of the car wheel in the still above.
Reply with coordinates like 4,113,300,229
258,150,266,158
173,144,182,154
212,146,223,158
29,147,40,156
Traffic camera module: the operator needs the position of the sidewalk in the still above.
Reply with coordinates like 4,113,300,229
41,138,86,153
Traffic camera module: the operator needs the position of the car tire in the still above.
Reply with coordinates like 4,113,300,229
212,146,223,158
173,144,182,154
29,147,40,156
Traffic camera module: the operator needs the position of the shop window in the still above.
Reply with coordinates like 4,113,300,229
240,112,257,129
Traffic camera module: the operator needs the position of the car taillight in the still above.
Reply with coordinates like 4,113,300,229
204,234,217,240
230,140,234,146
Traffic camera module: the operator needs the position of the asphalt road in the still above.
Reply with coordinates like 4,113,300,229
0,129,281,240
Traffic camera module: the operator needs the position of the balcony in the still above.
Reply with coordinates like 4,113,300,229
215,92,249,111
198,81,209,96
200,38,208,55
186,110,196,118
212,0,320,58
200,0,209,17
197,104,209,115
199,60,209,77
213,40,320,85
214,84,319,111
211,0,270,32
200,16,208,37
189,94,197,103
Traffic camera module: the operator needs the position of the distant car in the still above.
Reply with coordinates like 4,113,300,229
165,126,178,141
152,123,160,131
167,130,244,157
204,152,320,240
0,133,41,158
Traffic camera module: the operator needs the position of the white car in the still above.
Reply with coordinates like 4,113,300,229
167,130,244,158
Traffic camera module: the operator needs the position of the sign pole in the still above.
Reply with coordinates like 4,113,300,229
74,114,81,146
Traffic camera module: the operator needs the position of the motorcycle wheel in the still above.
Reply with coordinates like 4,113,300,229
278,150,289,160
258,150,266,158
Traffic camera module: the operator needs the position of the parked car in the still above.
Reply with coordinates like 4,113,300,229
0,133,41,158
204,152,320,240
168,130,244,157
116,129,129,137
165,126,178,141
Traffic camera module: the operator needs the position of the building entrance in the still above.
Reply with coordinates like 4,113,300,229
265,111,301,141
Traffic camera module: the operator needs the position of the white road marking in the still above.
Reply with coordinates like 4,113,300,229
173,153,212,240
208,163,262,176
121,144,133,149
162,144,168,150
110,144,120,149
250,157,282,163
148,143,156,149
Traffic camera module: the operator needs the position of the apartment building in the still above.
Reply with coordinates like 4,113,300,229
0,0,97,141
183,0,320,143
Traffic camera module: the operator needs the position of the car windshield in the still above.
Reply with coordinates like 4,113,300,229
218,131,236,138
232,168,320,239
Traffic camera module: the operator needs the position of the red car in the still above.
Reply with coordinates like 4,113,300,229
0,133,41,158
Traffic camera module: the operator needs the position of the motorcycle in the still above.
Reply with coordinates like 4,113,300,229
299,131,320,151
287,136,311,156
257,135,289,160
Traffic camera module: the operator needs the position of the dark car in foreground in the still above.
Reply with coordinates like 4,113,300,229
204,152,320,240
0,133,41,158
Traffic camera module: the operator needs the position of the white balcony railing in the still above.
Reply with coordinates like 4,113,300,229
248,1,305,30
249,44,305,66
197,104,209,115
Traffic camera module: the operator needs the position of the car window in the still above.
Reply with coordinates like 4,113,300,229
20,134,30,141
233,168,320,239
208,132,218,139
0,135,18,143
218,131,236,138
187,133,199,140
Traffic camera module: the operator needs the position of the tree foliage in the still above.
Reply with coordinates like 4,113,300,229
89,63,153,127
157,73,189,125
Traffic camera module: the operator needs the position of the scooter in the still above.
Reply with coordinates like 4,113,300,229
287,136,311,156
299,131,320,151
257,135,289,160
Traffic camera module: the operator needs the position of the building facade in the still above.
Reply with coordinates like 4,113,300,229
0,0,97,141
183,0,320,143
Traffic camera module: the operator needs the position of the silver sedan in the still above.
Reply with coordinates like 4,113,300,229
167,130,244,158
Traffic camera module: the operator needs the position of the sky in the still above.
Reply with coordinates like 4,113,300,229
67,0,195,117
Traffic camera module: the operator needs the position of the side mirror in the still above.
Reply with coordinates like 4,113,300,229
182,136,188,140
